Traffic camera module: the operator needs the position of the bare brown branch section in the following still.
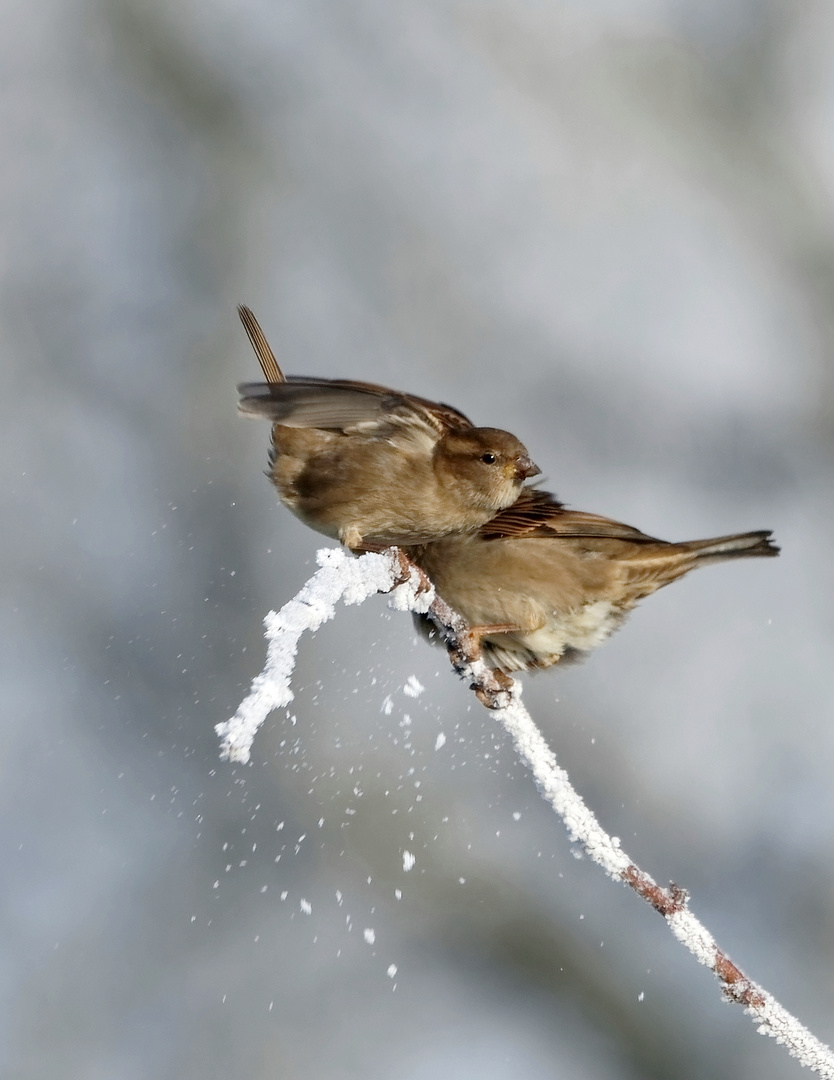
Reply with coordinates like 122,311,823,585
619,866,765,1008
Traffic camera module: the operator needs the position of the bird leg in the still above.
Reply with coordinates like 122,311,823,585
382,550,518,708
451,623,521,662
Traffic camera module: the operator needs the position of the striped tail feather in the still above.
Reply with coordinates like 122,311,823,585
680,530,779,564
238,305,285,384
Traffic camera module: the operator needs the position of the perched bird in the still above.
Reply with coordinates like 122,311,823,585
409,488,779,674
236,305,540,550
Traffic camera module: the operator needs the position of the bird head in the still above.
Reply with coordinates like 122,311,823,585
435,427,541,511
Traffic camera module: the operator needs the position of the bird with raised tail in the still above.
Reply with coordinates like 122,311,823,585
236,305,540,551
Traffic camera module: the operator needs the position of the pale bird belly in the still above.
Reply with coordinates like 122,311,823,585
512,600,622,659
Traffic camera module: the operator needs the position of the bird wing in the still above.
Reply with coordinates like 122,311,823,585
478,488,566,537
536,510,663,542
237,377,472,437
480,488,662,543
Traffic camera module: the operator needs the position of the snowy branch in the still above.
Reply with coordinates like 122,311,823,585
218,548,834,1078
215,547,433,764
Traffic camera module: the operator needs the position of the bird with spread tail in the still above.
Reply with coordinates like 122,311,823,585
236,305,540,551
408,487,779,674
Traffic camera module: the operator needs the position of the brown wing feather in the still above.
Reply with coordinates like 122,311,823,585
237,380,472,437
278,375,472,429
237,382,400,429
535,510,662,542
479,488,565,537
237,306,472,435
480,488,661,543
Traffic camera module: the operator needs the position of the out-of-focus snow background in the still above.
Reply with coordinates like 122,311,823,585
5,1,834,1077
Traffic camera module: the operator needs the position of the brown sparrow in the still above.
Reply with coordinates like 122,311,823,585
236,305,540,550
409,487,779,673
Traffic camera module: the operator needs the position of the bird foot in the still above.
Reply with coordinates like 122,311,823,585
473,675,514,709
387,547,433,594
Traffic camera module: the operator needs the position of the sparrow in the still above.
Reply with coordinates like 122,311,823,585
236,305,540,550
408,487,779,673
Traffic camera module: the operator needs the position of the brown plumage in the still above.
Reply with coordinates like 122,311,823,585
409,488,779,673
236,305,540,550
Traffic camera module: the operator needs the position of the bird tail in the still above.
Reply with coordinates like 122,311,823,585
238,305,285,384
679,530,779,564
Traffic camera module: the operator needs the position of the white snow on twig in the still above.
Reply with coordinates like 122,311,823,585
478,664,834,1076
487,683,631,879
215,547,433,763
219,549,834,1077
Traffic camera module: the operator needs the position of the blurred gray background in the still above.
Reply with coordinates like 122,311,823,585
4,0,834,1077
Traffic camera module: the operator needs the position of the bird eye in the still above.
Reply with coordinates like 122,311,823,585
480,452,497,464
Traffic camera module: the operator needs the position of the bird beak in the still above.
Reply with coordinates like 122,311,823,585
513,456,541,480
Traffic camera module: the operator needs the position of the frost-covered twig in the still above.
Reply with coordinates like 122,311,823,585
216,547,433,763
219,548,834,1077
475,686,834,1077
